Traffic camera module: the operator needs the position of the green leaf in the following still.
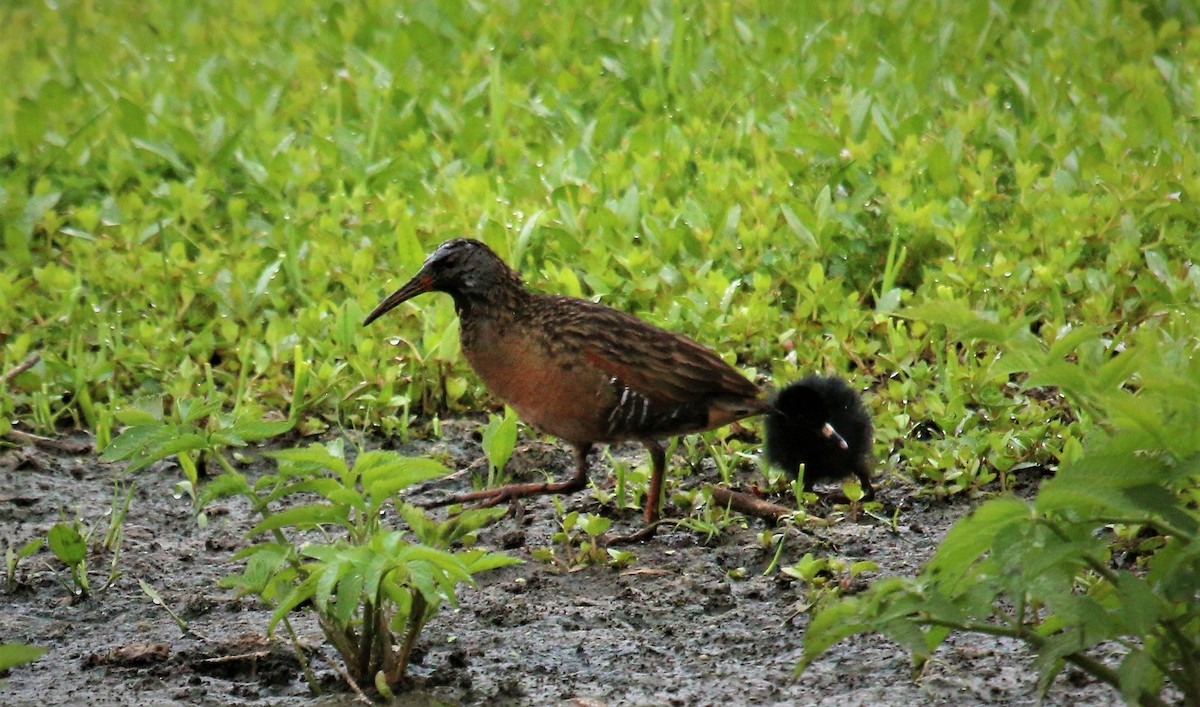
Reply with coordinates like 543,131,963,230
197,471,252,507
482,408,518,475
266,445,349,477
721,203,741,238
333,569,364,625
113,408,160,426
247,504,351,536
362,456,452,501
361,541,394,600
1023,361,1094,394
0,644,48,671
228,541,292,563
326,488,368,513
398,545,473,585
313,558,345,613
99,424,177,462
263,478,344,505
17,537,44,559
267,575,319,636
926,497,1029,592
573,513,609,535
221,546,292,595
47,523,87,566
460,549,522,574
1032,628,1087,691
236,151,268,186
177,399,220,424
13,98,45,151
904,302,1025,342
21,192,61,237
423,506,508,549
138,578,165,605
130,434,211,474
1037,452,1195,528
397,504,441,546
131,138,189,174
798,597,872,672
780,204,817,249
1044,324,1109,360
1117,649,1159,704
101,425,210,473
850,560,879,575
227,419,294,442
288,346,311,422
1111,573,1161,636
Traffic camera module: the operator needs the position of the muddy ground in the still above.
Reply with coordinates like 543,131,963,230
1,423,1122,706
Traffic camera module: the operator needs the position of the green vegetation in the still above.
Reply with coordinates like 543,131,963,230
0,644,48,675
139,579,192,635
782,553,879,614
481,406,518,488
109,418,519,691
3,0,1199,702
217,443,518,693
533,499,638,569
11,0,1195,495
5,537,43,589
801,319,1200,705
226,445,518,693
46,521,90,597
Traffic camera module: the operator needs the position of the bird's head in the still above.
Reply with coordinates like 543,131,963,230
772,381,850,450
363,238,519,325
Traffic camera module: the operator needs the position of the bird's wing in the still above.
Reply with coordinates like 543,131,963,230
534,295,762,405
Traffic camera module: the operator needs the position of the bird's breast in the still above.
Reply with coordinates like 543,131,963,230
460,319,610,444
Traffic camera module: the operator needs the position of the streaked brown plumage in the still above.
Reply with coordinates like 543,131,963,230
364,238,871,542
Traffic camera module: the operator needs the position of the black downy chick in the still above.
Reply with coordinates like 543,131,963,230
764,374,875,499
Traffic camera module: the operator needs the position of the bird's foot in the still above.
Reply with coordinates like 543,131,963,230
811,489,875,507
420,477,589,511
419,487,513,510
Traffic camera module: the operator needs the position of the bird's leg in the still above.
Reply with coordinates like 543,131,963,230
856,472,876,501
608,439,666,545
643,439,667,526
803,471,876,505
421,443,592,510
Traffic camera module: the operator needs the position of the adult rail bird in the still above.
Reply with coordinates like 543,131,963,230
364,238,873,541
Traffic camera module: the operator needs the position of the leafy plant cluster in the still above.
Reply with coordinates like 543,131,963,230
1,1,1197,501
100,413,518,693
6,481,136,600
782,553,879,615
212,442,519,693
5,346,517,694
531,499,637,570
802,307,1200,706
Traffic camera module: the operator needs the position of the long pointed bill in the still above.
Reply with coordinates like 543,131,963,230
362,273,434,326
822,422,849,450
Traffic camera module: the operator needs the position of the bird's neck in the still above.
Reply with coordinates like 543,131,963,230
450,268,531,321
455,272,532,364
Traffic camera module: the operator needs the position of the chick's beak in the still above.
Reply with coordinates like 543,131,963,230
362,272,434,326
822,422,850,450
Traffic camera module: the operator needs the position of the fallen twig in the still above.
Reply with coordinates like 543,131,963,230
331,658,373,704
199,649,271,665
3,353,40,384
4,429,93,455
708,486,795,523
